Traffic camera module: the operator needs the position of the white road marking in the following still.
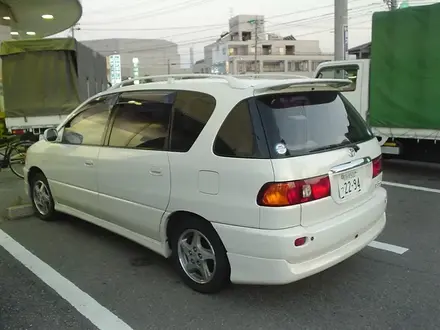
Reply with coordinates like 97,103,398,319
0,229,134,330
368,240,409,255
382,181,440,194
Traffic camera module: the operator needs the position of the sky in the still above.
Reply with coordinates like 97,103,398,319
55,0,430,67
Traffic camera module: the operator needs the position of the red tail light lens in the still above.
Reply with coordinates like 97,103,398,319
257,175,331,207
12,129,25,135
372,155,382,178
294,237,307,247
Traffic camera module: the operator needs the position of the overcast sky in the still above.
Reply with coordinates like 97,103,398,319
55,0,427,66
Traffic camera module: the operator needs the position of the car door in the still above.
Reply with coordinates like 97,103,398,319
42,94,117,217
97,90,174,241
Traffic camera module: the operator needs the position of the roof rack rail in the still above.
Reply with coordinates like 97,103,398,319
232,73,310,79
108,74,248,90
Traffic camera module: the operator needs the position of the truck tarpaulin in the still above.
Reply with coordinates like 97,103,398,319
0,38,104,118
369,3,440,129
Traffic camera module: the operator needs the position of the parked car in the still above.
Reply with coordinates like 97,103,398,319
24,74,387,294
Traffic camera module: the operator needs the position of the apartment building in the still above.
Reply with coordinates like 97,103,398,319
195,14,333,77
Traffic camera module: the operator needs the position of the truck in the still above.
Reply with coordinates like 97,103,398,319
0,38,108,140
315,3,440,162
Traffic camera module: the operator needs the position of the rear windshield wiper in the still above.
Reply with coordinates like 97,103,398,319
308,140,360,153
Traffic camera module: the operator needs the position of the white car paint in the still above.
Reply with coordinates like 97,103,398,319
24,75,387,287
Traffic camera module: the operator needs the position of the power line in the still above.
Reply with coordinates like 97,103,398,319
78,2,377,50
79,0,370,27
78,23,227,31
76,0,380,56
84,0,149,15
81,5,377,55
80,0,216,25
87,16,372,60
265,3,381,31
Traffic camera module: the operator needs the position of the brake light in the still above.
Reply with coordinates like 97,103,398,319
372,155,382,178
12,129,25,135
257,175,331,207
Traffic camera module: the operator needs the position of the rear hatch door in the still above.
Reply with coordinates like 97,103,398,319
254,86,381,227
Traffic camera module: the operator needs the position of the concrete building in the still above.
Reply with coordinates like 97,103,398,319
195,14,333,77
349,42,371,59
193,59,209,74
81,38,182,79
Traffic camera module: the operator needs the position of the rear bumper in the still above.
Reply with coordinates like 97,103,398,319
213,187,387,285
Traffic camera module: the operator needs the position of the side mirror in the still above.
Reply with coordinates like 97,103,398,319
43,128,58,142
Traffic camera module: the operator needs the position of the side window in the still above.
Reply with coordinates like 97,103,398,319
169,91,216,152
213,100,256,158
62,95,115,146
316,65,359,91
107,91,174,150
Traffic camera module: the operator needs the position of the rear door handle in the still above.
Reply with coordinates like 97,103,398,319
149,168,162,176
84,160,94,166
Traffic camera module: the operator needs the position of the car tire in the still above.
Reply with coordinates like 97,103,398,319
170,216,231,294
30,172,56,221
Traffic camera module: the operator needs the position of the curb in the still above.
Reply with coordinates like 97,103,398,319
6,204,34,220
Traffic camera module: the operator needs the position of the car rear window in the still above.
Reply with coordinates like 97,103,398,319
255,90,374,158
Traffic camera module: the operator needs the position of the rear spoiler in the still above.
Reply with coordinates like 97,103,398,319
253,79,353,94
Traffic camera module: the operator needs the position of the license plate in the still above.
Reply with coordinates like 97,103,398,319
338,170,361,199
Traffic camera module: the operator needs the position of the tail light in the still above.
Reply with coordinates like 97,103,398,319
257,175,331,207
12,129,25,135
372,155,382,178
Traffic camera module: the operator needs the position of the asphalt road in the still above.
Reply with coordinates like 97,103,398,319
1,160,440,330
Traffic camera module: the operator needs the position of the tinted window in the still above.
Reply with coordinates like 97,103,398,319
255,91,374,158
108,91,174,150
316,65,358,91
213,100,256,158
169,91,216,152
62,95,115,145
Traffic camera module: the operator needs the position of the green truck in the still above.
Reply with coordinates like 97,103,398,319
1,38,108,139
315,3,440,162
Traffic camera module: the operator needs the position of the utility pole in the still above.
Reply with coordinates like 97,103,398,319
167,59,171,74
70,24,80,39
254,17,258,73
248,16,260,73
334,0,348,61
390,0,398,10
384,0,399,10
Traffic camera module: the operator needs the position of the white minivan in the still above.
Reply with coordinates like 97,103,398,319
24,74,387,294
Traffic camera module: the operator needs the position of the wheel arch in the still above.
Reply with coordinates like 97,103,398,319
27,166,44,183
163,210,221,251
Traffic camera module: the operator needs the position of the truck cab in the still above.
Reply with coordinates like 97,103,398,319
315,59,370,121
314,59,401,156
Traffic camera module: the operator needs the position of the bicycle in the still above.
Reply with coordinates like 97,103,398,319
0,135,35,179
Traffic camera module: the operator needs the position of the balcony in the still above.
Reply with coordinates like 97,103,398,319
228,47,249,56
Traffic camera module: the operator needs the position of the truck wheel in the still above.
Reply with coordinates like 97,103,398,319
170,216,231,294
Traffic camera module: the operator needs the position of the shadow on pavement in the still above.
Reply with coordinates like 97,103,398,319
0,170,30,218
